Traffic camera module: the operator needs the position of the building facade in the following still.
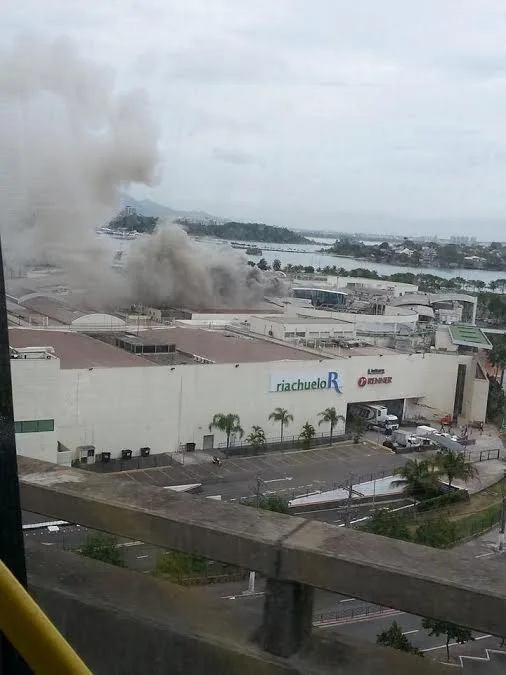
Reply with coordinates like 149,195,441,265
11,343,488,464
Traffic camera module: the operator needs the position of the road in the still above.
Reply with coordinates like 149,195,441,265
204,578,502,657
107,441,404,502
20,442,406,573
23,521,159,572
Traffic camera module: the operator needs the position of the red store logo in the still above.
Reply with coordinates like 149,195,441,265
358,375,392,387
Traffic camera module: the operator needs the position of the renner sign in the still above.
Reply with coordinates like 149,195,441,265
270,370,343,394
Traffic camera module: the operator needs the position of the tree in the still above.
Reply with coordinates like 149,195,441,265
241,493,290,514
257,258,269,270
269,407,293,442
494,278,506,294
77,534,125,567
421,618,474,661
209,413,244,450
391,459,440,500
377,621,423,656
435,449,477,491
318,407,345,445
272,258,282,271
414,517,457,549
363,509,412,541
349,416,367,444
246,425,266,454
154,550,208,580
488,335,506,386
299,421,316,449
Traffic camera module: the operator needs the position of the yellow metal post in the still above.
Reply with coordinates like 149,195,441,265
0,560,92,674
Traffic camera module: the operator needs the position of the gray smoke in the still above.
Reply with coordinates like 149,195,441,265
0,35,158,304
125,225,289,308
0,36,287,309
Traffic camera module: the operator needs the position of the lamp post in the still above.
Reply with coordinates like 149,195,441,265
0,235,30,673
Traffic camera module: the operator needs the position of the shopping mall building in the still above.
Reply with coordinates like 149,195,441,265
8,321,490,465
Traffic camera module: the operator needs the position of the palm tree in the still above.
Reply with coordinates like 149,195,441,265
299,421,316,449
488,336,506,387
435,449,477,491
318,407,345,445
208,413,243,450
349,415,367,444
269,407,293,442
246,425,266,454
391,459,440,500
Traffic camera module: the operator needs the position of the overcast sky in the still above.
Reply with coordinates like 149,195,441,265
4,1,506,235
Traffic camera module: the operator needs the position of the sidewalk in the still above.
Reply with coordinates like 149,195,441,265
453,458,506,494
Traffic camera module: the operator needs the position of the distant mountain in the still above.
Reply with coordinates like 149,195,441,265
119,193,220,222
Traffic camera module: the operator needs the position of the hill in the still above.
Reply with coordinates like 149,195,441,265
119,193,218,222
177,219,310,244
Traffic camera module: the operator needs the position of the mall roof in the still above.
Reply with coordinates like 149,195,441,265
448,325,492,350
8,329,152,369
256,315,351,325
139,327,320,364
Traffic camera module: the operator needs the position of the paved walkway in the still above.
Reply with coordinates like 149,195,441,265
453,458,506,494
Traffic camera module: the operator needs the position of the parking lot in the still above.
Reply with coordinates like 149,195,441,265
108,441,403,501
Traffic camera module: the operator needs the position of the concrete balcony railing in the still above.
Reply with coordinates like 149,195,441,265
18,456,506,674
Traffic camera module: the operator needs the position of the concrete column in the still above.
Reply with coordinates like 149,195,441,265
261,577,313,657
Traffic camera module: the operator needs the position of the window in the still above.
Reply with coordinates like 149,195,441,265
37,419,55,432
14,419,54,433
20,420,38,433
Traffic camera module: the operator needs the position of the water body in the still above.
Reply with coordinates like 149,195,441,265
101,234,506,284
240,239,506,284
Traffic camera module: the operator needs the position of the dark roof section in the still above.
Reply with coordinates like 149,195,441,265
139,327,320,364
9,329,152,369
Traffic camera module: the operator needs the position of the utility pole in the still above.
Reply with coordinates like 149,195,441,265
0,235,30,674
498,470,506,551
255,476,262,508
344,475,353,527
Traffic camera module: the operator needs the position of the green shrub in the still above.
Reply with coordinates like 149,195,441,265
362,509,412,542
415,518,458,548
452,503,502,541
416,490,469,513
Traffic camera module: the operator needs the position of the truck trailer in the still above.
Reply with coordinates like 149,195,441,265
349,404,399,430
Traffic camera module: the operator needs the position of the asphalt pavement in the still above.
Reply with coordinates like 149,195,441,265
107,441,404,502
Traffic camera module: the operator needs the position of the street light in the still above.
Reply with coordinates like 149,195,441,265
0,234,30,673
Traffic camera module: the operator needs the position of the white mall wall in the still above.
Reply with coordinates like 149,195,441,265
11,358,60,462
10,350,488,462
248,316,354,340
330,276,419,297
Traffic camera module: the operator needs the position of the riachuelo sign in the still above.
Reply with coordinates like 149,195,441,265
270,370,343,394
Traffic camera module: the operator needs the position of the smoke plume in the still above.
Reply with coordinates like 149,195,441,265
0,37,287,309
125,225,288,308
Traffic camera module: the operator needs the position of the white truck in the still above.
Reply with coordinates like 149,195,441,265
350,404,399,430
391,429,434,450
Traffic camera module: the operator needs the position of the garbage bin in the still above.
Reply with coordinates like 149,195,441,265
140,446,150,457
186,442,196,452
121,449,132,460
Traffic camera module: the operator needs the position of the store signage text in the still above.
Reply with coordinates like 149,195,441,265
270,370,343,394
358,371,392,387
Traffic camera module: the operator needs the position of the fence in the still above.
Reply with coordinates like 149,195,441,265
219,431,350,456
313,603,397,625
81,452,175,473
464,447,501,463
288,466,404,502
